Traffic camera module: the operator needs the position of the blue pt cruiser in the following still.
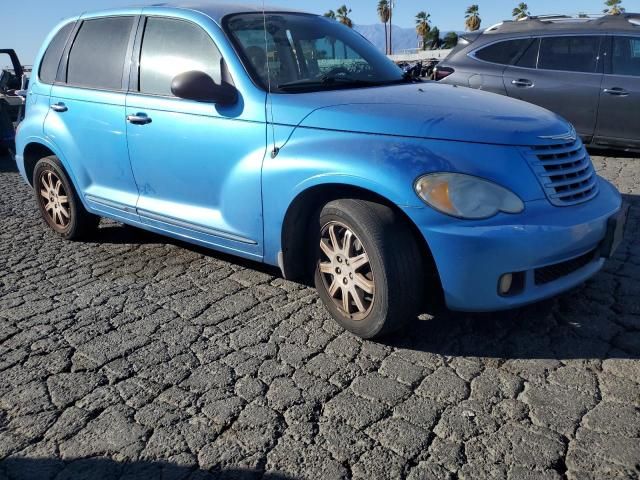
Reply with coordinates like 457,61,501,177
16,4,628,338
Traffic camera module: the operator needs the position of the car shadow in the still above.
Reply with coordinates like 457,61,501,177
587,146,639,159
94,222,283,278
0,457,295,480
385,298,639,360
0,152,17,172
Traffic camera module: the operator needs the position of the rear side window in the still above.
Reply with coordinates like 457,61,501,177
538,36,600,73
67,17,134,90
139,17,222,96
474,38,533,65
39,22,75,84
611,36,640,76
515,38,540,68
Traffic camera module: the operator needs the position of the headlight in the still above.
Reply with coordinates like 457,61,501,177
414,173,524,219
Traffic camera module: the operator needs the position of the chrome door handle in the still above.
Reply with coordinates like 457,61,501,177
50,102,68,112
603,87,629,97
126,114,152,125
511,79,534,88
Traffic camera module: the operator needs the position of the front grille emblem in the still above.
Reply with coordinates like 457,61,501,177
538,127,577,142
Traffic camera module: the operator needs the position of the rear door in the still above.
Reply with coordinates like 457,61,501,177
504,35,604,140
45,15,141,221
594,35,640,149
454,38,535,94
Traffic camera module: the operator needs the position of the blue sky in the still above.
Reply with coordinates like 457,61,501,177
2,0,636,64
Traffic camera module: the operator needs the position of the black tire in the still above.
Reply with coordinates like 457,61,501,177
33,156,100,240
313,199,425,339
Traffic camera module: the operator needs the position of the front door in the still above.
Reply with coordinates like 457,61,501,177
595,35,640,149
45,16,141,221
504,35,604,140
125,16,266,258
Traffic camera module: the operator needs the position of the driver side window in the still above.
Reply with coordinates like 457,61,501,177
139,17,222,96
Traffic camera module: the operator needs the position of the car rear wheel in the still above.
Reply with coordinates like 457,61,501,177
314,199,424,339
33,156,99,240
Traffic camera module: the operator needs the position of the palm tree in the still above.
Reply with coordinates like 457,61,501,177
465,5,481,31
512,3,530,20
323,11,337,57
377,0,391,54
336,5,353,28
443,31,459,49
415,12,431,50
426,26,441,50
323,10,336,20
604,0,624,14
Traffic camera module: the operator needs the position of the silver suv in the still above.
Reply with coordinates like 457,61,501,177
436,14,640,152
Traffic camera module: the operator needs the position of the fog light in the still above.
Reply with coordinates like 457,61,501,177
499,274,513,295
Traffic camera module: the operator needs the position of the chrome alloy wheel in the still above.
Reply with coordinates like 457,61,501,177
318,221,375,320
39,171,70,229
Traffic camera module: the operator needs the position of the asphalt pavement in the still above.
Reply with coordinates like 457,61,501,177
0,151,638,480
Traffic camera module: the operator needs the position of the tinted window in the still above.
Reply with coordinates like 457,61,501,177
475,39,532,65
516,38,539,68
139,18,222,96
39,22,75,84
539,36,600,73
611,36,640,76
67,17,133,89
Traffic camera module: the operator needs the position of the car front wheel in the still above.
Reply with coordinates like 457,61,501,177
314,199,425,339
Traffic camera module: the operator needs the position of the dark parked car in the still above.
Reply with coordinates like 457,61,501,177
435,14,640,152
396,61,424,80
423,58,440,79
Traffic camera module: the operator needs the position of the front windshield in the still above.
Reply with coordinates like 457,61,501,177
224,13,406,93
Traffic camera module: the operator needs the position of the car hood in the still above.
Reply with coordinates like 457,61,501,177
272,83,573,147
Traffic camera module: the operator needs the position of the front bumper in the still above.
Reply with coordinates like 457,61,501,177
404,176,623,311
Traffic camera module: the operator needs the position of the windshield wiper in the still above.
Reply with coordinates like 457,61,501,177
278,72,417,91
278,76,379,91
321,74,374,85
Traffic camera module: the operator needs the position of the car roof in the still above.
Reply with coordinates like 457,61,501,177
75,3,306,24
148,3,302,22
483,12,640,36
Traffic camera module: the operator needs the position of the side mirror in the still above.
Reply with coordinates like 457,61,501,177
171,71,238,105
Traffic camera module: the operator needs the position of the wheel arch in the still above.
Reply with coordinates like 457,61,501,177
280,183,444,305
20,138,86,198
23,142,57,186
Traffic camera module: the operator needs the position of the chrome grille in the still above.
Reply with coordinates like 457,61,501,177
525,140,599,206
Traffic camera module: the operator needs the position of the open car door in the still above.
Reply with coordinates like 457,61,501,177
0,49,26,157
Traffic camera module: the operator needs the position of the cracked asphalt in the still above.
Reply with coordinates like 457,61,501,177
0,151,639,480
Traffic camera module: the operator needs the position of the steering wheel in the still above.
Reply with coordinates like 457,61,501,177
323,67,351,78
